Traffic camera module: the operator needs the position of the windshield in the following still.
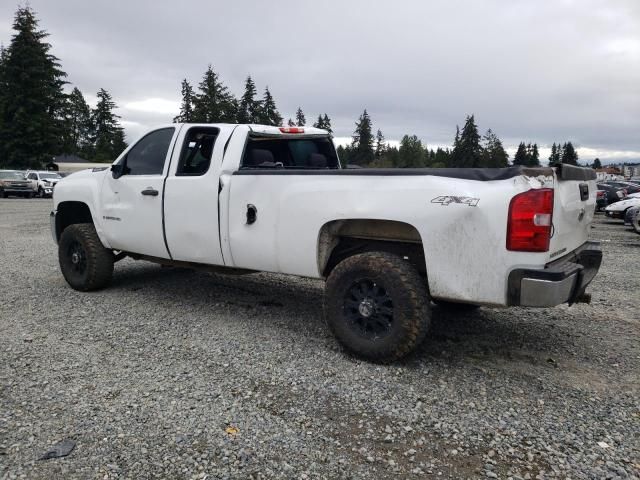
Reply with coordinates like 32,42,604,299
40,173,61,179
0,171,25,180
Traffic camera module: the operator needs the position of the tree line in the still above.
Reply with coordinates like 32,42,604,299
1,6,585,170
0,7,126,168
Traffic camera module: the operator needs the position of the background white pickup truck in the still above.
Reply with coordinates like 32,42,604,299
51,123,602,361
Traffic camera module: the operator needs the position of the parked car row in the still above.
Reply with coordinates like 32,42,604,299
600,180,640,234
0,170,63,198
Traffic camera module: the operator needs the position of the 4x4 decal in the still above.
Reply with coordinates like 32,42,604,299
431,195,480,206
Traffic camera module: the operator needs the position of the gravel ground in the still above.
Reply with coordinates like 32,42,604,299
1,199,638,480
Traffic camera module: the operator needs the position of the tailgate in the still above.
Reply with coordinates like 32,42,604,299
548,165,597,260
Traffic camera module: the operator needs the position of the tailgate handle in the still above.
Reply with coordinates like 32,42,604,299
579,183,589,201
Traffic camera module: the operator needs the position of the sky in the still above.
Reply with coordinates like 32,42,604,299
1,0,639,164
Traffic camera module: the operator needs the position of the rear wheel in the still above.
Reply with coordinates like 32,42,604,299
325,252,431,362
58,224,114,291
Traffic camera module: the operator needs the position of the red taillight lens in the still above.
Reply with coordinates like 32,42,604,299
279,127,304,134
506,188,554,252
596,191,605,198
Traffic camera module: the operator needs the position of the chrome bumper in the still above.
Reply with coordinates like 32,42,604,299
507,241,602,307
50,210,57,244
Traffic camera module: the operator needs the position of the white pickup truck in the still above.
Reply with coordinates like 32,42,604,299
51,123,602,361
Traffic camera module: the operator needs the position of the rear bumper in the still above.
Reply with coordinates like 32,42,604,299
507,241,602,307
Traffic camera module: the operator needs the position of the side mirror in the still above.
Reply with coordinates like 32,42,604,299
111,163,125,179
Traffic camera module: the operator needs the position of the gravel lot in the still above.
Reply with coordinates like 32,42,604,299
1,199,638,480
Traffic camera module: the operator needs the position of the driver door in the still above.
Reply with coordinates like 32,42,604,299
99,127,179,258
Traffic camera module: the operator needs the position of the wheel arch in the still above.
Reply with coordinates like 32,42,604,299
54,201,96,242
317,219,428,281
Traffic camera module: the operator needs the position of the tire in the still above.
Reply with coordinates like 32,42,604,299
58,223,114,291
325,252,431,362
433,300,481,311
38,187,44,198
633,212,640,234
0,189,7,198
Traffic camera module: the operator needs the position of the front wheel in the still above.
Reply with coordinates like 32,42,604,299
325,252,431,362
38,187,44,198
58,224,114,291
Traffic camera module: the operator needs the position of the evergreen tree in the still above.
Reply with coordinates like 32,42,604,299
433,147,451,168
451,115,482,167
350,109,375,166
174,79,195,123
549,142,561,165
397,135,426,167
322,113,332,133
0,6,67,168
375,129,387,158
60,87,92,157
236,76,260,124
513,142,529,166
560,141,578,165
287,118,295,127
529,143,540,166
592,158,602,169
481,129,509,167
313,114,323,129
257,87,282,126
295,107,305,127
92,88,126,162
192,65,237,123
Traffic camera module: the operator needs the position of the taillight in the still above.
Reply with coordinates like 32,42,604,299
279,127,304,134
506,188,554,252
596,191,605,198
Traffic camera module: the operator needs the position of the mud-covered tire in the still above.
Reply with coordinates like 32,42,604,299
433,300,481,311
325,252,431,362
58,223,114,291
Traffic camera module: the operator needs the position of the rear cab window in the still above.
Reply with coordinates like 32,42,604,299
241,136,339,170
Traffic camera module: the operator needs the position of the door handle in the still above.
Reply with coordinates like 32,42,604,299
141,187,159,196
246,204,257,224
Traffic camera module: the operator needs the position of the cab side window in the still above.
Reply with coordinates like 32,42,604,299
176,127,219,176
125,128,175,175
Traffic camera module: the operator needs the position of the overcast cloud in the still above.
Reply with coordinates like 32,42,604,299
1,0,639,163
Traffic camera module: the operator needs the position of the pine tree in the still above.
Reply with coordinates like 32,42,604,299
92,88,126,162
560,142,578,165
313,114,324,129
375,129,387,159
60,87,92,157
257,87,282,126
0,6,67,168
451,115,482,167
287,118,295,127
174,79,195,123
295,107,305,127
236,76,260,124
481,129,509,167
513,142,529,166
529,143,540,166
322,114,332,134
351,109,375,166
549,142,562,165
192,65,237,123
398,135,426,168
433,147,451,168
592,158,602,169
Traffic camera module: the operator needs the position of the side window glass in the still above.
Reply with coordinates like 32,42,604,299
176,127,219,176
125,128,175,176
29,173,37,180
